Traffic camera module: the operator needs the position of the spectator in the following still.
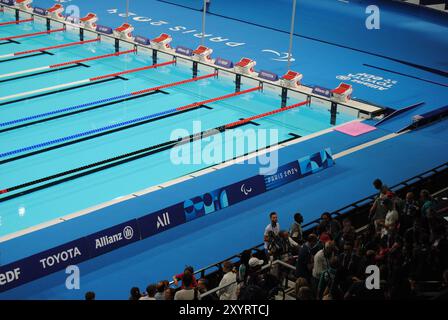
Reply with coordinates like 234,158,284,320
238,250,251,284
370,185,389,231
174,272,200,300
297,286,315,300
338,218,356,247
289,212,304,244
373,178,383,193
139,284,157,300
313,240,336,291
400,192,420,234
277,230,299,260
264,212,280,256
173,266,198,288
197,278,218,300
384,198,399,232
129,287,141,300
296,234,318,282
85,291,95,301
164,288,175,301
246,257,264,285
320,212,341,240
420,189,434,217
217,261,238,300
318,256,343,300
294,277,309,299
155,281,169,300
339,242,362,288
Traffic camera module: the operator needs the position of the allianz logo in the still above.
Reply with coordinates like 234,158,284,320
95,226,134,249
39,247,82,269
157,212,171,229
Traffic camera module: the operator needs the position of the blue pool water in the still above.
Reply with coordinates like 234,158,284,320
0,12,356,238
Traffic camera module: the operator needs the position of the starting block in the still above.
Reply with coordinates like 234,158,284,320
234,58,256,76
281,70,303,88
151,33,172,50
16,0,33,12
331,83,353,102
192,45,213,63
79,12,98,30
47,3,64,20
114,23,134,41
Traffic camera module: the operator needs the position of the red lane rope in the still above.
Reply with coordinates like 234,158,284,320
89,60,176,81
0,18,33,27
225,100,310,129
14,37,100,56
0,27,65,41
176,86,261,111
50,48,136,68
131,73,218,96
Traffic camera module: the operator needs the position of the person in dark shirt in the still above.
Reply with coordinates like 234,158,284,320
296,234,318,282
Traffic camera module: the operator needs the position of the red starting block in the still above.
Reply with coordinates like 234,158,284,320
47,3,64,20
331,83,353,102
114,23,134,41
80,12,98,30
281,70,303,88
234,57,256,75
151,33,172,50
193,45,213,63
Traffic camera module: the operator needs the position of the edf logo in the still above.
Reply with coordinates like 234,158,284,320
365,5,381,30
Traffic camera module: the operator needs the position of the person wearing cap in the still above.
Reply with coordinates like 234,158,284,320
245,256,265,286
217,261,237,300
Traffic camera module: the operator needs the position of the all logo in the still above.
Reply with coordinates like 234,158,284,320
156,212,171,229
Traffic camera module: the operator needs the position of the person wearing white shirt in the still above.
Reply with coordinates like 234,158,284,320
217,261,238,300
264,212,280,251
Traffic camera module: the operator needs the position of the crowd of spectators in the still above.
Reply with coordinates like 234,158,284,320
85,179,448,300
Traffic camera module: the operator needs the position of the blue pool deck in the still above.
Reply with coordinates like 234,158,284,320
0,0,447,299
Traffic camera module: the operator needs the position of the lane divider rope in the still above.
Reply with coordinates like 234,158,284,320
0,72,216,128
0,47,134,79
0,18,33,27
0,97,311,200
0,60,176,102
0,27,65,42
0,73,222,159
0,37,100,60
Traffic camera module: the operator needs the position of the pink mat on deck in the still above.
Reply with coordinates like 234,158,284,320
334,121,377,136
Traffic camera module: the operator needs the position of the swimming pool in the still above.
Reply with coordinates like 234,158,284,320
0,8,359,239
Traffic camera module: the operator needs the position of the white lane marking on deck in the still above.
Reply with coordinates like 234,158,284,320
333,130,410,159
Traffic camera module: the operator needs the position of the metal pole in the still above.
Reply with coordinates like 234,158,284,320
287,0,297,70
126,0,129,23
201,0,206,46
